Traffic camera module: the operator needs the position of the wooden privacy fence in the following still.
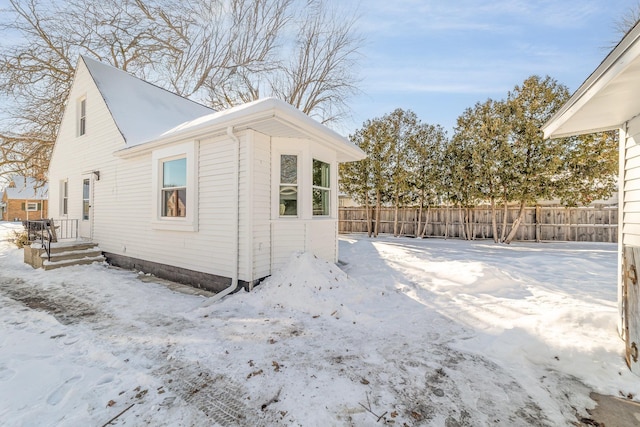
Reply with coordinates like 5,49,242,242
338,206,619,243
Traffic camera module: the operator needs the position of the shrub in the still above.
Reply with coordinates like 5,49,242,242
12,229,29,248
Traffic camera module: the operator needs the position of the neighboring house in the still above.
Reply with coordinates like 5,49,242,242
47,56,365,292
542,21,640,372
1,176,48,222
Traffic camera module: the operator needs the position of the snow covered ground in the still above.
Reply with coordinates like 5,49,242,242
0,220,637,426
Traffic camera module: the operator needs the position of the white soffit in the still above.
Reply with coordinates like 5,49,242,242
543,22,640,139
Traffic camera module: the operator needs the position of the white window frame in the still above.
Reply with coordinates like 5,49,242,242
78,96,87,136
279,154,299,217
151,141,198,231
26,202,39,212
273,148,303,219
312,158,331,216
61,180,68,216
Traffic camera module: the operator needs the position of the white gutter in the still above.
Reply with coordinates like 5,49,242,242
202,126,241,305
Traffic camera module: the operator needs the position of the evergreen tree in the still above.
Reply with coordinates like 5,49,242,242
407,122,448,238
502,75,570,243
452,99,512,241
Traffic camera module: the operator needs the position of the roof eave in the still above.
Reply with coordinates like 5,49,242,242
115,99,366,162
543,21,640,139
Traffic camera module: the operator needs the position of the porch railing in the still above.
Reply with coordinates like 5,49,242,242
23,219,80,262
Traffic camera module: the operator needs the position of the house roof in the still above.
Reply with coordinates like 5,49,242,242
82,56,215,146
543,22,640,139
2,176,48,200
83,57,365,162
158,97,366,162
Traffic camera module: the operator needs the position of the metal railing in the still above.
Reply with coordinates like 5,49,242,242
53,218,79,240
23,219,80,262
23,219,54,261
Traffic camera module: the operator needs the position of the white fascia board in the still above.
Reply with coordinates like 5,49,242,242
543,22,640,139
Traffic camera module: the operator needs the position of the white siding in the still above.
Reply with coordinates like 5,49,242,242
269,138,340,271
48,61,126,228
251,131,272,280
97,133,241,280
623,116,640,245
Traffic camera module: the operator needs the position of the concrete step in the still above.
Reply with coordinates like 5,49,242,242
43,255,106,270
48,241,98,254
43,248,104,263
39,241,105,270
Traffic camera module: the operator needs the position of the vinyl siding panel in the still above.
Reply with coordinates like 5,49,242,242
48,60,126,229
623,117,640,246
309,219,337,262
271,221,306,270
251,131,272,280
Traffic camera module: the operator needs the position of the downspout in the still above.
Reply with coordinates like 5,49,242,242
202,126,241,305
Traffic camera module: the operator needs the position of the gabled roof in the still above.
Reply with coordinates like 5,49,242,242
543,22,640,139
80,57,364,162
82,56,215,146
2,176,48,200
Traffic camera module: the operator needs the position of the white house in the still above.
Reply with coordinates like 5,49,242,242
47,56,365,292
542,22,640,372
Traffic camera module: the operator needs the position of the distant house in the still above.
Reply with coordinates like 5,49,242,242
1,176,48,222
542,22,640,372
46,56,365,292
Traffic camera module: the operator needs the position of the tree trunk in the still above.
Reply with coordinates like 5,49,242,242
421,206,431,238
416,187,424,238
374,191,381,237
504,200,526,244
490,197,498,243
393,195,399,237
365,192,372,238
459,207,467,240
445,205,450,240
500,189,509,243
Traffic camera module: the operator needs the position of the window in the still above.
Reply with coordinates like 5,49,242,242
26,202,39,212
78,97,86,136
161,158,187,217
151,141,198,231
82,178,90,220
312,159,330,216
279,155,298,216
61,180,68,215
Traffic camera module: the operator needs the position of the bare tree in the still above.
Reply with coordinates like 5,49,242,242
611,1,640,46
0,0,361,179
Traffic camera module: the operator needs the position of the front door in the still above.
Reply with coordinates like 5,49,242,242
79,174,93,239
623,246,640,370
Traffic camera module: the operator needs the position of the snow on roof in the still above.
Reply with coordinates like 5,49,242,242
82,56,215,146
3,176,47,200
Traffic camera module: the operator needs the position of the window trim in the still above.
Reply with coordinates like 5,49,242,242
312,158,331,216
26,202,39,212
151,141,198,231
78,96,87,136
273,149,303,219
161,158,187,218
61,180,68,216
82,178,90,221
279,154,299,217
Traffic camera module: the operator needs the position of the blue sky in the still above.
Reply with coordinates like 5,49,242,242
344,0,638,136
